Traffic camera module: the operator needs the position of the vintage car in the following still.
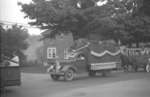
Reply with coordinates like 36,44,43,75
47,40,121,81
48,56,87,81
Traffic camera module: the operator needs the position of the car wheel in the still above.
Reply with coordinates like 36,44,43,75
64,69,74,81
146,64,150,72
51,74,59,81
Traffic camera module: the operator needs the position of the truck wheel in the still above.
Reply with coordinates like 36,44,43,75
64,69,74,81
51,74,59,81
102,71,110,77
102,71,106,77
134,65,138,72
88,71,96,77
146,64,150,72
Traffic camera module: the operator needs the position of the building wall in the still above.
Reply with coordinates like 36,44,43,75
43,33,74,62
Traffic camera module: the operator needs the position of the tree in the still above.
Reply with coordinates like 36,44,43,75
124,15,150,47
98,0,150,46
0,25,29,63
19,0,141,40
115,0,150,46
138,0,150,16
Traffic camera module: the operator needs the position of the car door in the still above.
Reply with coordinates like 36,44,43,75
75,55,88,73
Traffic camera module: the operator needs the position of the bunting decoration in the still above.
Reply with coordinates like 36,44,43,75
91,50,121,57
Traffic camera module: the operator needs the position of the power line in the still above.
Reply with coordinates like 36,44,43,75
0,20,40,29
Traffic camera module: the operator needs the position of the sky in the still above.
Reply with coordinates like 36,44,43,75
0,0,108,35
0,0,41,35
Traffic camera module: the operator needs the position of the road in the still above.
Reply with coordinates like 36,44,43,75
2,72,150,97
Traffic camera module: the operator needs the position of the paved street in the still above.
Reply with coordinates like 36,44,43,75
2,72,150,97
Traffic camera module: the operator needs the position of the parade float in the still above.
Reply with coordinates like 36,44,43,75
48,40,121,81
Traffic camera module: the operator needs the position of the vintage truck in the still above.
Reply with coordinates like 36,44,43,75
47,40,121,81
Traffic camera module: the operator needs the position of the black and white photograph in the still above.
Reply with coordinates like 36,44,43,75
0,0,150,97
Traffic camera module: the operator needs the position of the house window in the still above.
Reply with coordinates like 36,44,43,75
47,47,57,59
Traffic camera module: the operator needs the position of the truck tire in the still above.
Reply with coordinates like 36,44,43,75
134,65,138,72
64,69,74,81
102,71,106,77
146,64,150,72
102,70,110,77
51,74,59,81
88,71,96,77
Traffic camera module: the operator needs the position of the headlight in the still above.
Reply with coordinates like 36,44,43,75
43,62,49,67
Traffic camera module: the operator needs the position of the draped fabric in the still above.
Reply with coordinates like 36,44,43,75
91,50,121,57
68,41,121,58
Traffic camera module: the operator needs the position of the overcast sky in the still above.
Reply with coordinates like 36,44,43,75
0,0,41,35
0,0,108,35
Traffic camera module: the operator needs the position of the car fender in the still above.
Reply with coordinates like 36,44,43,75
61,65,78,73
